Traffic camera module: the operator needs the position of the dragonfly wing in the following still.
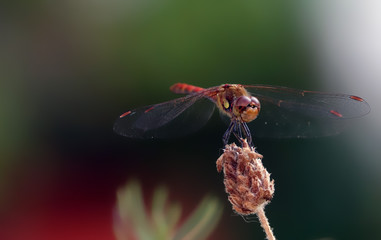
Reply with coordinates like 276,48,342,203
244,85,370,138
114,94,215,139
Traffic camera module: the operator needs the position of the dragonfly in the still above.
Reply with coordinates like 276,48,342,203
113,83,370,146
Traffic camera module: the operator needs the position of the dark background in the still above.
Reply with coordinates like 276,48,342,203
1,1,380,240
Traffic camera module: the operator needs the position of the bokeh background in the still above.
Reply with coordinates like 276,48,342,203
1,1,380,239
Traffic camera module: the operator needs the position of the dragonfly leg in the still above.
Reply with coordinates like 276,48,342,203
222,121,235,146
238,122,244,139
232,122,246,146
242,122,253,147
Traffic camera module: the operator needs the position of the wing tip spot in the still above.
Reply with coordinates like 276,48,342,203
120,111,132,118
350,95,364,102
330,110,343,118
144,107,154,113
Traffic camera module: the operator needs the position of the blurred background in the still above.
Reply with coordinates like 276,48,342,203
1,0,380,239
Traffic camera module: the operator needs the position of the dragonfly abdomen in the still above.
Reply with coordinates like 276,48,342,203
170,83,204,95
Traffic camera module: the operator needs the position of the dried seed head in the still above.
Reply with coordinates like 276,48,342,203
216,139,274,215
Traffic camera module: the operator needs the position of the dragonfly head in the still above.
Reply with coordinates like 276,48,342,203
234,96,261,122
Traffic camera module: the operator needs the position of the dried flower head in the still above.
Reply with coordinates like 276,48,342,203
216,139,274,215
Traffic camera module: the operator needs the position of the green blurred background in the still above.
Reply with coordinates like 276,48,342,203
1,1,380,239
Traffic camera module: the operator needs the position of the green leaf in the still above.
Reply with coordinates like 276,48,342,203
116,180,153,240
115,181,222,240
152,185,169,239
172,196,223,240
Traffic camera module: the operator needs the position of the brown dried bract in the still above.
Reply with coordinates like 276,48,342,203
216,139,274,215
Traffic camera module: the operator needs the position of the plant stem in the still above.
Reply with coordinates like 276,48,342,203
256,207,275,240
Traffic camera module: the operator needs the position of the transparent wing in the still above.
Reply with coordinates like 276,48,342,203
113,94,216,139
243,85,370,138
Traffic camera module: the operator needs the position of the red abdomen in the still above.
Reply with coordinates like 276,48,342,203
170,83,204,94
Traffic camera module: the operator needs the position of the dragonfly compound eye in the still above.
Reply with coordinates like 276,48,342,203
237,96,260,123
235,96,252,107
250,96,260,110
